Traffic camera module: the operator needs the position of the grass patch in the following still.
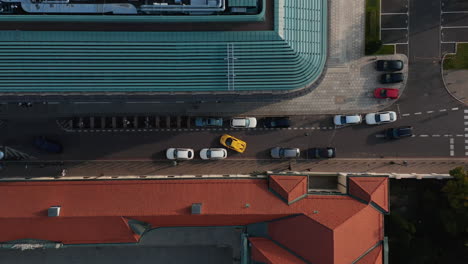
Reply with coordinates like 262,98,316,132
374,44,395,55
444,43,468,70
365,0,382,55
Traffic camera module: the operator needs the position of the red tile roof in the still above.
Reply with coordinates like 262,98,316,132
355,244,383,264
249,237,307,264
0,178,388,262
348,177,389,212
269,175,307,204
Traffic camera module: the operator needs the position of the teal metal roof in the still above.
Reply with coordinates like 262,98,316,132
228,0,258,7
0,0,327,92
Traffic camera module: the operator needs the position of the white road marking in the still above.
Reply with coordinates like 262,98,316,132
381,12,408,15
465,122,468,126
440,109,447,112
402,113,410,117
419,135,429,137
414,112,422,115
432,134,441,137
426,110,434,114
451,107,459,111
450,138,455,156
456,134,465,137
465,109,468,113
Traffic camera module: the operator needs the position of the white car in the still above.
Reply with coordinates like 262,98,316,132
166,148,194,160
231,117,257,128
365,111,397,125
199,148,227,160
333,114,362,126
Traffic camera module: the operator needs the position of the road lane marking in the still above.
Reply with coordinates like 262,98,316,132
432,134,440,137
414,112,422,115
451,107,459,111
402,113,410,117
426,111,434,114
465,109,468,113
440,109,447,112
419,135,429,137
450,138,455,156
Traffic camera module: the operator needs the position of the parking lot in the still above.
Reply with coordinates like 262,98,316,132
441,0,468,43
381,0,409,55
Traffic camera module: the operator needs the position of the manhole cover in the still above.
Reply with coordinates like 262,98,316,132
335,96,346,104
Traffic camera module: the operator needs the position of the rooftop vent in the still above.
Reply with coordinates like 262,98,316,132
48,206,61,217
191,203,202,215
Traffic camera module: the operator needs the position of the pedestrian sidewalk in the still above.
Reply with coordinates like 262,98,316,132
0,158,465,179
442,69,468,105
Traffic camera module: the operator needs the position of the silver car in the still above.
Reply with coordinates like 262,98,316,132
166,148,194,160
270,147,300,159
199,148,227,160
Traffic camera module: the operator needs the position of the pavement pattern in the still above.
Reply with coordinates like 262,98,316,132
0,158,465,178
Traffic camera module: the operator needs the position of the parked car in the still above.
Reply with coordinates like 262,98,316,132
365,111,397,125
333,114,362,126
270,147,300,159
374,88,399,99
220,134,247,153
308,147,336,159
33,136,63,153
195,117,223,127
166,148,194,160
199,148,227,160
376,60,404,71
380,73,404,84
385,126,413,139
262,117,291,128
231,117,257,128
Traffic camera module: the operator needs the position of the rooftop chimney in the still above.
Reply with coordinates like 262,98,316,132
191,203,202,215
48,206,61,217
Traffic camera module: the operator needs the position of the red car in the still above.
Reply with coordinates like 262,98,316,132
374,88,399,99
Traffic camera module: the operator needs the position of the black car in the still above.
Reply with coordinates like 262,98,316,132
263,117,291,128
380,73,404,84
376,60,404,71
308,147,336,159
385,126,413,139
34,137,63,153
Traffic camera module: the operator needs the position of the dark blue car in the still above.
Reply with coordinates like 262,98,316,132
34,137,63,153
195,117,223,127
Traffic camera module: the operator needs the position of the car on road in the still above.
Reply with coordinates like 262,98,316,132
385,126,413,139
231,117,257,128
166,148,194,160
374,88,399,99
380,73,404,84
199,148,227,160
333,114,362,126
365,111,397,125
220,134,247,153
195,117,223,127
376,60,404,71
33,136,63,154
308,147,336,159
270,147,300,159
262,117,291,128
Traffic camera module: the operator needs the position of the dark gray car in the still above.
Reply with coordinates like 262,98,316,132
270,147,300,159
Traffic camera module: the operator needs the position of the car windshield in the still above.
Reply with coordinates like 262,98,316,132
187,151,192,158
225,138,233,146
245,119,250,127
340,116,347,124
205,150,211,158
380,89,387,96
375,115,381,122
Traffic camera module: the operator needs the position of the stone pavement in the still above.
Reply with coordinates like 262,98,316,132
0,0,408,117
442,69,468,105
0,158,465,178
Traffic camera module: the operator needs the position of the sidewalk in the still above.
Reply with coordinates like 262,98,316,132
0,158,465,179
442,69,468,105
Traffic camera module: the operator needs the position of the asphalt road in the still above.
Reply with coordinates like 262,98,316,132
1,108,465,162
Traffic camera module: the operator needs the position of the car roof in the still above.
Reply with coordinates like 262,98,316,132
232,119,247,126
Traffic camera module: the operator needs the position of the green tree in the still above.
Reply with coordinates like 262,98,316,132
441,167,468,240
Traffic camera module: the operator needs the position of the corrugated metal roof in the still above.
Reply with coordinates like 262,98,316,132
229,0,258,7
0,0,327,92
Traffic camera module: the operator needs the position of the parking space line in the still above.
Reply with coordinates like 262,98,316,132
381,13,408,15
442,26,468,29
441,11,468,14
381,27,408,30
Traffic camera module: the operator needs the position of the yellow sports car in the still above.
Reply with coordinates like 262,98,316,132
220,134,247,153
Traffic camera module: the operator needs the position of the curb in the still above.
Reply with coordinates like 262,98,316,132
440,45,467,106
